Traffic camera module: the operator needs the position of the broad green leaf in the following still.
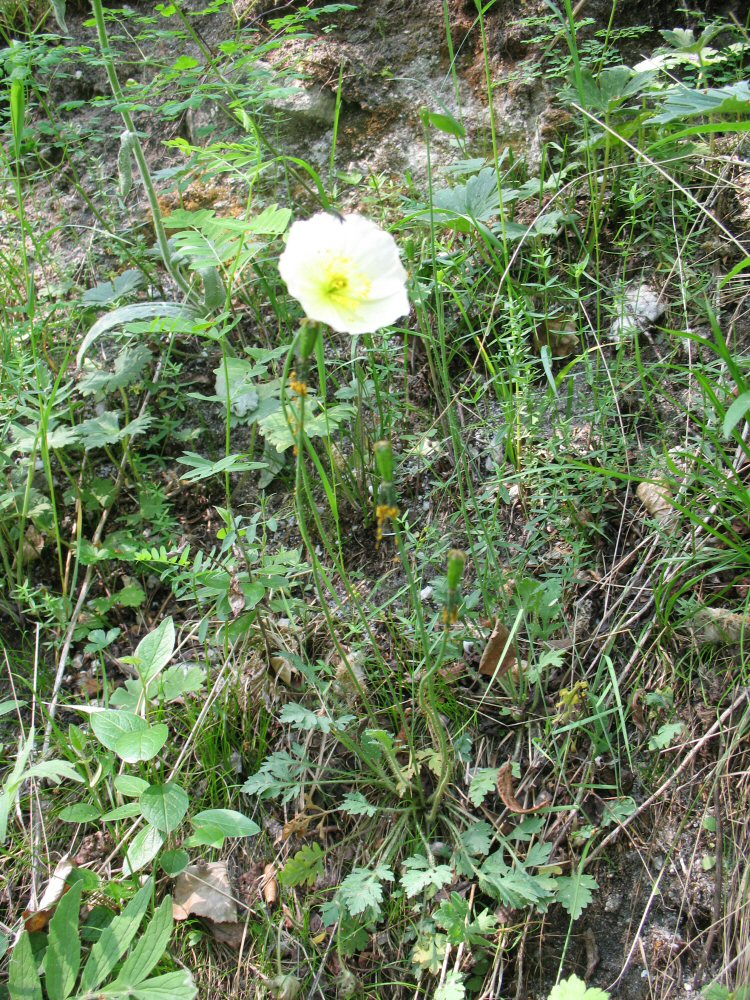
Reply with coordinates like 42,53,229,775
91,710,168,763
79,880,153,992
648,80,750,123
133,618,175,686
59,803,102,823
190,809,260,838
0,699,25,717
101,803,143,822
723,390,750,438
25,760,84,785
127,969,197,999
114,775,150,798
110,896,173,987
160,849,189,876
424,110,466,138
139,782,189,833
123,825,165,875
9,930,42,1000
77,302,200,365
183,823,227,848
45,879,84,1000
50,0,67,32
113,724,169,764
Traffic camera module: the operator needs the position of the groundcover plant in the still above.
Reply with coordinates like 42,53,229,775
1,0,750,998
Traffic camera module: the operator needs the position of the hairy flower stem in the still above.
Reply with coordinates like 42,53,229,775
418,628,453,825
280,333,415,797
90,0,193,302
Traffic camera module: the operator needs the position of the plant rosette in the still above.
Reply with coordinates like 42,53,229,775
278,212,409,335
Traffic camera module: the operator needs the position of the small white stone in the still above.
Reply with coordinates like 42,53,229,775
420,586,433,602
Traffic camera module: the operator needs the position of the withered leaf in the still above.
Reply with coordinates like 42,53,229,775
270,655,297,687
24,857,73,929
203,917,245,948
173,861,238,923
636,481,676,531
479,620,518,680
497,762,545,815
262,863,278,906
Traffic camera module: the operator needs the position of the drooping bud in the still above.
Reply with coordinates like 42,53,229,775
443,548,466,625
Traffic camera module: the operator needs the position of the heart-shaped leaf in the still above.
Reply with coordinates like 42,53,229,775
140,782,189,833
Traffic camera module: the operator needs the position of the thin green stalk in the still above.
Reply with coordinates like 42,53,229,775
89,0,193,302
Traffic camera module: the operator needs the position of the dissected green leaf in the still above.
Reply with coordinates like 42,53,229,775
401,854,454,898
339,865,394,918
548,973,610,1000
340,792,377,816
555,872,598,921
468,767,499,807
78,344,152,397
77,302,200,366
648,722,684,751
435,970,466,1000
280,843,325,888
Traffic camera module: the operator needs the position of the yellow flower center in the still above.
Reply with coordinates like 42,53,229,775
323,256,372,310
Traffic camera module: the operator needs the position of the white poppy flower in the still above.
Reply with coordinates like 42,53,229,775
278,212,409,335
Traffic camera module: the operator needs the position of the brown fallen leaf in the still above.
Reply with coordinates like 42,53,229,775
270,655,298,687
262,863,278,906
636,481,676,531
497,762,546,815
479,620,518,680
203,918,246,948
173,861,238,923
23,857,73,931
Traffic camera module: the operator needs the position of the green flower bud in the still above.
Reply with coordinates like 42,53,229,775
374,439,394,483
297,320,322,363
446,549,466,591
